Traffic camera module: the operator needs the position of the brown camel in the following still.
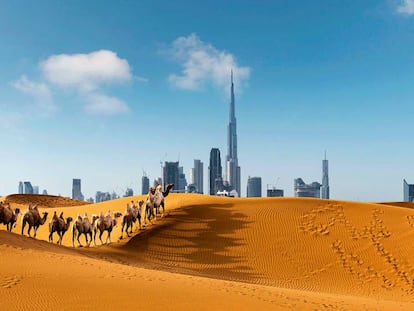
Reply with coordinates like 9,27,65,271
21,205,48,238
120,200,144,239
155,183,174,217
0,202,20,232
72,213,99,247
94,211,122,245
49,211,73,245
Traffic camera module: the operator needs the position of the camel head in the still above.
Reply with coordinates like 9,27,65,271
91,214,99,223
150,186,156,194
113,212,122,219
66,217,73,224
138,200,144,207
14,208,20,215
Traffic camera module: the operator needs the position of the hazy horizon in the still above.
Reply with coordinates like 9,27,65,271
2,0,414,201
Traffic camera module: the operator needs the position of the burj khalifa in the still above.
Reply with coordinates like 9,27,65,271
226,71,241,196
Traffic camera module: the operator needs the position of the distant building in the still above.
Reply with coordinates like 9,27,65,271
163,162,179,189
142,175,150,195
321,152,330,199
209,148,223,195
18,182,24,194
86,197,94,203
111,192,119,200
247,176,262,197
72,179,84,201
33,186,39,195
225,71,241,197
178,166,187,192
187,184,197,193
95,191,111,203
42,189,48,195
124,188,133,197
404,179,414,202
24,181,33,194
191,159,204,194
267,188,284,197
294,178,321,198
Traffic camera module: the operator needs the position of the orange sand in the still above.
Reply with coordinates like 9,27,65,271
1,194,414,310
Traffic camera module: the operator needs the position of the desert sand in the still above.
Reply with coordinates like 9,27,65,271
1,193,414,310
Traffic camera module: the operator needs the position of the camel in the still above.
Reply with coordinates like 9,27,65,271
72,213,99,247
49,211,73,245
120,200,144,239
94,211,122,245
0,202,20,232
144,187,157,226
21,205,48,238
154,183,174,217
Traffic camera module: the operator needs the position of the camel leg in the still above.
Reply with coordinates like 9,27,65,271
99,230,104,245
21,221,25,235
28,225,32,237
85,231,92,247
34,226,38,238
72,229,76,247
49,231,53,243
120,222,125,240
161,201,165,217
107,229,112,244
93,229,97,246
77,232,83,247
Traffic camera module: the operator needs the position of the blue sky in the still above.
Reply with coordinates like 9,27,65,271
1,0,414,201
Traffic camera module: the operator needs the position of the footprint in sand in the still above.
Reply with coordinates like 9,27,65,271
1,275,21,289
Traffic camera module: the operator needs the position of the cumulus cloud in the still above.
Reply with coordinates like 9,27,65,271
40,50,132,91
13,50,135,115
12,75,54,110
166,33,250,92
397,0,414,15
84,93,129,115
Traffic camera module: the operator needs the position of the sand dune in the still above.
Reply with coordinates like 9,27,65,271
2,194,414,309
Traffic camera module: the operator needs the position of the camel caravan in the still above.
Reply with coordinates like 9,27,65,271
0,183,174,247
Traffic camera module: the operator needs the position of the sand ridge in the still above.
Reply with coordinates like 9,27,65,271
2,194,414,309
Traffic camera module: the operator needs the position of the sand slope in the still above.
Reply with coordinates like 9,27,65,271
2,194,414,310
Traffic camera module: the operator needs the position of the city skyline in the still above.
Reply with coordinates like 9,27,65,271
2,1,414,201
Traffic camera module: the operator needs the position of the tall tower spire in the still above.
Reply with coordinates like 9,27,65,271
321,151,329,199
226,70,241,196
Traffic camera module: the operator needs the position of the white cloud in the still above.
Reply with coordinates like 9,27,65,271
40,50,132,91
12,75,54,110
13,50,134,115
166,33,250,92
84,93,129,115
397,0,414,15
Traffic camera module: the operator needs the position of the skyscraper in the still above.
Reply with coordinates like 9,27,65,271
142,174,150,195
178,166,187,191
24,181,33,194
247,176,262,197
403,179,414,202
72,178,84,201
163,161,179,188
18,181,24,194
321,152,330,199
192,159,204,194
226,71,241,197
209,148,223,195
